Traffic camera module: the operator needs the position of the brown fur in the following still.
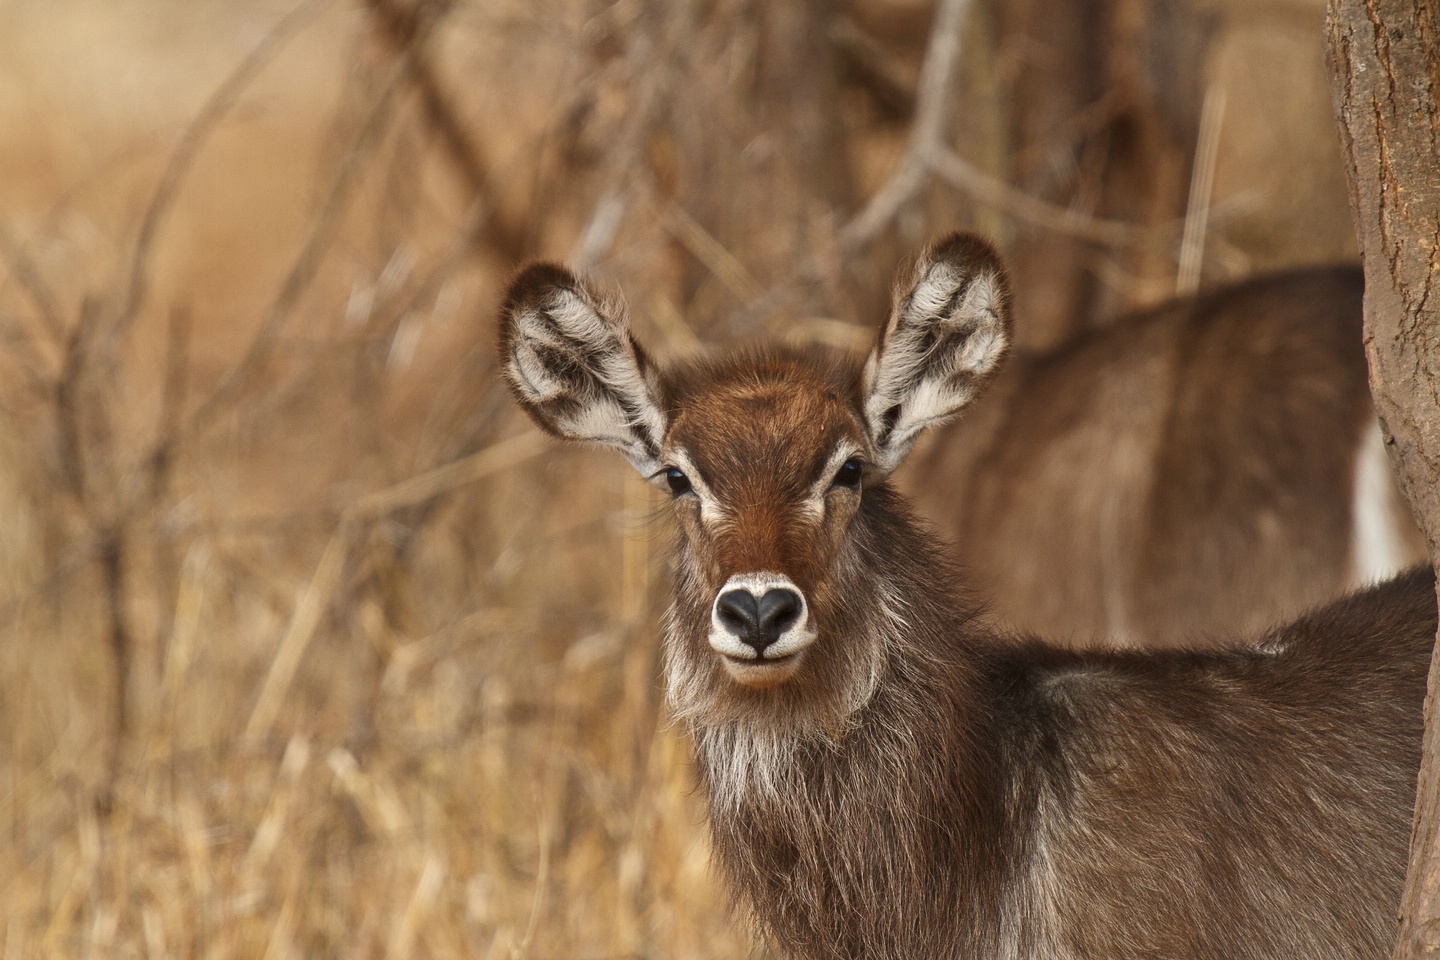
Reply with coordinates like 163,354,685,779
497,234,1436,960
907,266,1426,647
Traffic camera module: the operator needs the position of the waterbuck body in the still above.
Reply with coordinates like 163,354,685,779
498,233,1435,960
907,265,1425,648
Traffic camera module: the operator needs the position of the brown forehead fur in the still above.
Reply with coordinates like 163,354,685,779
661,344,867,494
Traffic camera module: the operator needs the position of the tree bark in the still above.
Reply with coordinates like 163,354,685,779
1326,1,1440,956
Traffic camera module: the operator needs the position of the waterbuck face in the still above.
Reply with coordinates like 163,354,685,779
498,232,1010,729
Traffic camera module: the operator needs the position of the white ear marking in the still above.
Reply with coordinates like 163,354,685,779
499,264,668,476
862,234,1012,472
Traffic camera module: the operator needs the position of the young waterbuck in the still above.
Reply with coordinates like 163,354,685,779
498,233,1434,960
906,265,1425,648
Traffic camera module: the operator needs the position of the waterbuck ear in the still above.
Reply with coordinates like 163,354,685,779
498,263,666,476
861,232,1012,472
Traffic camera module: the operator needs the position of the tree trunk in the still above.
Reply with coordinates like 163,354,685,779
1325,1,1440,957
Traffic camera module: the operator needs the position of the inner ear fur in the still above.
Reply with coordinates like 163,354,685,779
861,232,1013,472
498,262,667,475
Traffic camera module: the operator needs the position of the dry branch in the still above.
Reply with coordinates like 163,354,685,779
111,0,333,345
1176,86,1227,295
569,0,695,272
346,430,548,519
662,204,765,305
839,0,1191,261
830,15,918,121
187,0,453,438
0,223,64,344
364,0,530,266
839,0,973,254
928,149,1149,247
243,525,354,747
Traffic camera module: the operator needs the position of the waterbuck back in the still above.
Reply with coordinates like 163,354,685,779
907,267,1425,647
497,232,1435,960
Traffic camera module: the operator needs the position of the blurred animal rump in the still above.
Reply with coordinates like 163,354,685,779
905,265,1425,648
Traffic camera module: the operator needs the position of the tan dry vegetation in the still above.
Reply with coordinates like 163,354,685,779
0,0,1357,956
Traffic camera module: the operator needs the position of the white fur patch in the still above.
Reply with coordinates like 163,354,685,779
693,607,887,816
863,265,1009,472
708,572,817,660
508,308,571,402
507,286,667,475
664,447,727,523
1348,418,1415,586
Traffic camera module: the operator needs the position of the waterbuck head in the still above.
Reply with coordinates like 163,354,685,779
499,232,1011,737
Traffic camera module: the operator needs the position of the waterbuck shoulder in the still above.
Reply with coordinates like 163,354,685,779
497,231,1435,960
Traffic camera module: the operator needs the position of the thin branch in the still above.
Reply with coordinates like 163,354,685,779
345,431,548,519
55,297,105,505
363,0,530,266
145,306,192,507
98,528,133,801
571,191,631,273
111,0,332,345
568,0,694,271
830,15,917,121
663,204,765,304
185,1,452,438
243,523,354,747
928,149,1149,247
0,223,64,343
1176,86,1227,295
839,0,972,255
837,0,1186,258
910,0,971,148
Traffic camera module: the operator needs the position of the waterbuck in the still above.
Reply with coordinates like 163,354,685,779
906,265,1425,648
498,232,1435,960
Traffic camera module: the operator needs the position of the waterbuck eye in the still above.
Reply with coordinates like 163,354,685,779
831,458,863,490
665,467,694,497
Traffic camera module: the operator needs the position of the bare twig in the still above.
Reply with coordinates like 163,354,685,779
111,0,333,345
928,149,1148,247
98,529,133,798
345,431,547,519
571,192,631,273
55,298,105,504
568,0,695,271
839,0,972,254
363,0,530,266
0,223,65,344
662,204,765,305
829,15,917,121
186,1,453,438
838,0,1183,259
1176,86,1227,295
243,524,354,747
146,307,192,506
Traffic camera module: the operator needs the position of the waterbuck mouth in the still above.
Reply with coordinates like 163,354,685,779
720,650,805,688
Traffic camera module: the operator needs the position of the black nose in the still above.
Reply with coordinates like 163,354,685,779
717,587,803,656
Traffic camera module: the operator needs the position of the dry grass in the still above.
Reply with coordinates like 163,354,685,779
0,0,1354,956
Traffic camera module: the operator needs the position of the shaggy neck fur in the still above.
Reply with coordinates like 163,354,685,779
669,484,1022,959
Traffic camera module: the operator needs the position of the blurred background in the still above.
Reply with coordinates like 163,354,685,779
0,0,1356,956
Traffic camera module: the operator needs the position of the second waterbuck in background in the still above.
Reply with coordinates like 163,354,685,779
498,233,1434,960
906,264,1425,648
